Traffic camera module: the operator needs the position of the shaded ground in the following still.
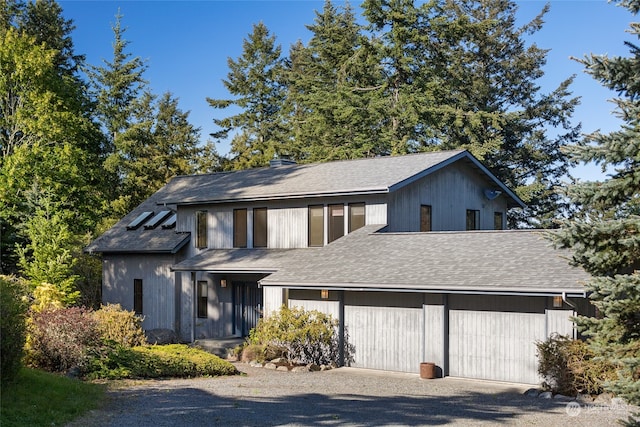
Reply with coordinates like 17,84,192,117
67,363,635,426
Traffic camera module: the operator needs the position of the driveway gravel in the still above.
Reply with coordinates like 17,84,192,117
67,362,636,426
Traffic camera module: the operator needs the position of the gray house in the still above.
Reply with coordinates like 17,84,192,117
86,149,591,384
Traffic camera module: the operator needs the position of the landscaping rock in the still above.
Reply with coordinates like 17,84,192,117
145,329,179,345
66,366,81,379
276,366,289,372
593,393,613,405
539,391,553,399
249,361,263,368
264,362,277,370
308,364,321,372
553,394,573,402
524,388,541,398
291,366,310,373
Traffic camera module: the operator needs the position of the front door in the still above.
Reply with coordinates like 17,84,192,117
233,281,263,337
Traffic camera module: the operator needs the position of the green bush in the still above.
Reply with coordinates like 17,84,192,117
93,303,146,347
249,305,345,366
536,333,616,396
26,306,100,372
0,276,28,384
85,344,238,379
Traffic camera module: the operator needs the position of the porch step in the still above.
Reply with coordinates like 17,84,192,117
193,337,245,359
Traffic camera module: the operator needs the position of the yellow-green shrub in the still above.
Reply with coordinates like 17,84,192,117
93,303,146,347
0,276,28,384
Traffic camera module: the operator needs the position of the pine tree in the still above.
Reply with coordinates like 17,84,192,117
207,22,287,169
553,0,640,418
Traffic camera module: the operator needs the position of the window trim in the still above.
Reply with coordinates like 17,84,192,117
308,205,324,247
197,280,208,318
196,210,208,249
133,279,143,315
253,207,268,248
466,209,480,231
348,203,366,233
420,204,432,232
233,208,248,248
494,212,504,230
328,204,345,243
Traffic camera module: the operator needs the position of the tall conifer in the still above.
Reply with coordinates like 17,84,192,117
553,0,639,418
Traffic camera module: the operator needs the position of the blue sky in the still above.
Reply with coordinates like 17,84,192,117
58,0,634,181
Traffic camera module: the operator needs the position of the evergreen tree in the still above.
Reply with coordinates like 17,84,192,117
207,22,287,169
416,0,578,227
553,0,639,418
285,1,386,162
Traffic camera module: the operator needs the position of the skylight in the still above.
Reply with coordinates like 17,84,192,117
144,210,173,229
161,213,177,229
126,211,154,230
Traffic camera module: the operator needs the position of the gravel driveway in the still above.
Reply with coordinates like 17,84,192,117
67,363,635,426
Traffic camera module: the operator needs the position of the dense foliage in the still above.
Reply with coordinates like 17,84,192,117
536,334,616,396
0,276,28,384
552,0,640,419
248,306,349,366
93,303,147,348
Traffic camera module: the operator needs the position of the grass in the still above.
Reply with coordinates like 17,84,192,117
0,368,106,427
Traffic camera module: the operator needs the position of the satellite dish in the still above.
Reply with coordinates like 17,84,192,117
484,189,502,200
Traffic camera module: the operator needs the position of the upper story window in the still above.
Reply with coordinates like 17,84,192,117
253,207,267,248
328,204,345,243
133,279,143,315
233,208,248,248
466,209,480,230
420,205,432,232
348,203,365,233
196,210,208,249
494,212,504,230
308,205,324,247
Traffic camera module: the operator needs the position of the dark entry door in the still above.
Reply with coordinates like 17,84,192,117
233,281,263,337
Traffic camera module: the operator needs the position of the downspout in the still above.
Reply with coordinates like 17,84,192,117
190,272,196,343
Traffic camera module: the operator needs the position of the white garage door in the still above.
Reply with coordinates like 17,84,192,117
449,310,545,384
345,305,422,373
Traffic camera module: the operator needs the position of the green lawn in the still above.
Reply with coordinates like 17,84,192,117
0,368,106,427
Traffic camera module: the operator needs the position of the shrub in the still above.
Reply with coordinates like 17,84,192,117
248,306,344,366
26,306,100,372
93,303,146,347
85,344,238,379
30,282,65,313
0,276,29,384
536,333,616,396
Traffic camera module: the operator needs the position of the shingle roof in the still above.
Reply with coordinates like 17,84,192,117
259,226,589,296
157,150,525,208
84,186,189,254
171,247,319,272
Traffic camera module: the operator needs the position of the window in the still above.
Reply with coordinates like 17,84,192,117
233,208,247,248
348,203,365,233
466,209,480,230
133,279,143,315
197,281,208,318
494,212,504,230
253,208,267,248
308,205,324,247
420,205,432,232
328,204,345,243
196,210,208,248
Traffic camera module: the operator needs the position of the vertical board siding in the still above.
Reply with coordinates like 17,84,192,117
268,207,307,248
546,309,576,339
103,254,176,331
423,304,445,368
288,299,340,320
345,305,422,373
387,164,507,232
262,286,284,318
449,310,545,384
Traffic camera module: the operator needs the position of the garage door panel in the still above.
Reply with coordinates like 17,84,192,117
345,305,421,373
450,310,545,384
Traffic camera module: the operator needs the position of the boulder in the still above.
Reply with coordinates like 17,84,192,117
145,329,179,345
524,388,541,398
539,391,553,399
292,366,310,373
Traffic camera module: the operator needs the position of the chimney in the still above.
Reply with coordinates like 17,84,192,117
269,156,297,167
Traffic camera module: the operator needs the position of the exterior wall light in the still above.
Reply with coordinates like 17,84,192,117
553,295,563,308
220,279,227,288
321,289,329,299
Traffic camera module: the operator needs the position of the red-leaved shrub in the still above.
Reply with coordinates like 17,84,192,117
27,307,100,372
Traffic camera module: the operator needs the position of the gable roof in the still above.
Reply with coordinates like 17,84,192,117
259,226,589,297
157,150,525,208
